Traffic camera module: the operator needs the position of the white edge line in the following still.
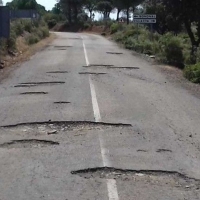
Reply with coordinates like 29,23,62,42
82,36,119,200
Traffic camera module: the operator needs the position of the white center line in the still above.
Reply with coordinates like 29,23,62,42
82,36,119,200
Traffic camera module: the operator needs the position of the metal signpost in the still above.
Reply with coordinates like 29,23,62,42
133,14,157,41
0,6,10,38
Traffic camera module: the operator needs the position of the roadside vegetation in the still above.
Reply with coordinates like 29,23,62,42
1,0,200,84
0,19,49,55
50,0,200,84
0,0,52,59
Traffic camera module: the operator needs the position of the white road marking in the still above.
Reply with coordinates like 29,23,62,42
82,36,119,200
107,179,120,200
82,37,89,66
89,76,101,122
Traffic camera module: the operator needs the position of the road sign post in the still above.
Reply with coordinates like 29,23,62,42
133,14,157,41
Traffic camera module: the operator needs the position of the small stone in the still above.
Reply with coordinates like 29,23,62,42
47,130,57,135
135,173,144,177
189,135,192,138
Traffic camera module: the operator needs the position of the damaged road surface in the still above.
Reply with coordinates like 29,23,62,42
0,32,200,200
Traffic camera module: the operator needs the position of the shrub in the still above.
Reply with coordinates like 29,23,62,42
7,30,17,50
110,23,120,34
26,34,40,45
184,63,200,83
83,22,91,29
40,27,50,38
23,20,32,32
13,20,24,36
113,31,124,43
142,40,154,55
47,19,57,29
164,37,184,67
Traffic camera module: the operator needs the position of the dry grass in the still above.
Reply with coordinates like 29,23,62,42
0,33,56,82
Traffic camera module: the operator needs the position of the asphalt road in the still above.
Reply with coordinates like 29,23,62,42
0,32,200,200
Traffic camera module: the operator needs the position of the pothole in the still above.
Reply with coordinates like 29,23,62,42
54,46,72,48
1,121,132,134
156,149,172,153
20,92,48,95
55,48,67,50
106,52,123,55
83,65,139,70
46,71,69,74
83,64,114,67
71,167,200,189
0,139,59,149
79,72,107,75
54,101,71,104
15,81,65,87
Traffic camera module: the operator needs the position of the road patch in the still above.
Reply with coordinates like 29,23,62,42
71,167,200,190
106,52,123,55
0,139,59,149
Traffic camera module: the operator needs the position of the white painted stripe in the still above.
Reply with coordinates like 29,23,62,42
99,130,111,167
89,76,101,122
82,36,119,200
82,37,89,66
107,179,119,200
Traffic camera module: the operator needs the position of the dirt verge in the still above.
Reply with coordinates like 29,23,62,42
0,33,56,82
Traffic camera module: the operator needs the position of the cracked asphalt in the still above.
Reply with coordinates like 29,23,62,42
0,32,200,199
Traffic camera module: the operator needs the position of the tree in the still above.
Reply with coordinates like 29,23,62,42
84,0,97,18
120,0,143,24
59,0,85,23
6,0,37,10
96,0,113,19
162,0,200,63
113,0,124,21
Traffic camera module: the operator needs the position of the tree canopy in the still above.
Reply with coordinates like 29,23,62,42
6,0,46,14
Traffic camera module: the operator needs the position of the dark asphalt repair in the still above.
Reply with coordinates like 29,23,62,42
20,92,48,95
53,45,73,48
83,65,139,70
54,101,71,104
1,121,132,129
106,52,123,55
46,71,69,74
71,167,200,190
0,139,59,149
79,72,107,75
15,81,65,87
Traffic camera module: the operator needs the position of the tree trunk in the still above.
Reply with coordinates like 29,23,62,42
126,7,129,25
116,9,121,21
89,10,92,19
184,19,200,64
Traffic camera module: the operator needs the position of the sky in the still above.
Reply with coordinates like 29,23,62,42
3,0,56,11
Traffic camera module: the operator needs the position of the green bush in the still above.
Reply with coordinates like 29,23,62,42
23,20,32,32
164,37,184,67
47,19,57,29
110,23,120,34
184,63,200,83
113,31,124,43
7,30,17,50
83,22,91,29
26,34,40,45
40,27,50,38
12,20,24,36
